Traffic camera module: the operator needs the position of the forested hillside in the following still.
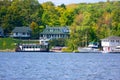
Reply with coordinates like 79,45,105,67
68,1,120,50
0,0,120,50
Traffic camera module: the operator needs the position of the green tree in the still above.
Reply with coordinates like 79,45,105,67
30,21,39,39
49,38,66,48
42,1,60,26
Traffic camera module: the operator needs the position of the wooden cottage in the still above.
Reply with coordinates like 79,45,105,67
11,27,32,39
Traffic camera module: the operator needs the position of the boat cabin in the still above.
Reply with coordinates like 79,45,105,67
39,38,49,45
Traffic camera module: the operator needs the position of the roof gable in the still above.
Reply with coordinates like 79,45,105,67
12,27,32,33
40,26,69,34
101,36,120,40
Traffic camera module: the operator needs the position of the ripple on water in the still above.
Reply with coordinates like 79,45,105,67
0,52,120,80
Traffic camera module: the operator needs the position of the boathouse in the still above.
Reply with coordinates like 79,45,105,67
40,26,69,40
11,27,32,39
101,36,120,52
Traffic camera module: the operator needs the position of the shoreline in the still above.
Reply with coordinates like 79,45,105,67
0,49,15,52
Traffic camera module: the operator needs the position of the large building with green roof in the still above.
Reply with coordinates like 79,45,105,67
40,26,70,39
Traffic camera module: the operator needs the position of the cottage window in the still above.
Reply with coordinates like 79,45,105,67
104,40,108,42
23,32,25,35
111,40,114,42
40,34,43,37
16,32,18,35
50,29,53,32
27,33,30,35
116,40,119,42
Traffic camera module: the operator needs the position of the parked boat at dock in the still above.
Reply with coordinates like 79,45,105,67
15,38,49,52
78,47,101,53
78,42,101,53
15,44,49,52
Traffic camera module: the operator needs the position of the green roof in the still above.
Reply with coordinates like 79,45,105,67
12,27,32,33
40,26,69,34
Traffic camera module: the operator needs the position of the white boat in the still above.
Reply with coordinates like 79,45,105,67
78,47,100,53
15,38,49,52
78,42,101,53
15,44,49,52
50,47,63,52
112,46,120,53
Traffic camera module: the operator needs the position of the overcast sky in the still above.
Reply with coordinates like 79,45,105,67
38,0,107,5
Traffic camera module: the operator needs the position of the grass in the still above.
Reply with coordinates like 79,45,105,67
0,38,16,50
0,38,39,50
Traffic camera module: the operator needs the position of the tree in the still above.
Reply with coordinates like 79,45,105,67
30,21,39,39
49,38,66,48
42,1,60,26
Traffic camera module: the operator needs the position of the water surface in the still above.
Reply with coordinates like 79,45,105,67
0,52,120,80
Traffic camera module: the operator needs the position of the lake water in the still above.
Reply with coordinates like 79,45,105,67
0,52,120,80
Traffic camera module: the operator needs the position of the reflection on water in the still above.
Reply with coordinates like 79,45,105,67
0,52,120,80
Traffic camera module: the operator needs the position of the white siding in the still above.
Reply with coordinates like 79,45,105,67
12,33,30,37
102,40,120,47
101,38,120,52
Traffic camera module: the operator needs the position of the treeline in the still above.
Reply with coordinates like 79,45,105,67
0,0,120,50
0,0,75,35
68,1,120,50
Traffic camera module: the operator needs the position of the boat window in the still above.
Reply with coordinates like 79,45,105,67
116,47,120,49
44,46,46,48
41,46,43,48
42,46,45,48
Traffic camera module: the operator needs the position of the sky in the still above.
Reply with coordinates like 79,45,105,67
38,0,107,5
